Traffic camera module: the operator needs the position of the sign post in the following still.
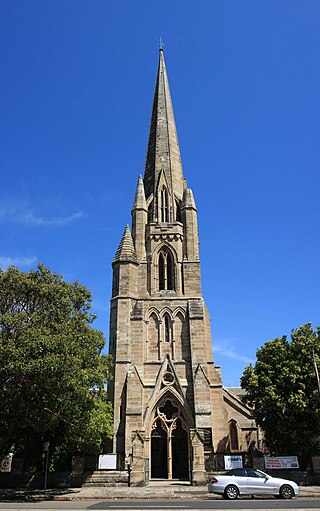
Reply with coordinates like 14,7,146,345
42,441,50,491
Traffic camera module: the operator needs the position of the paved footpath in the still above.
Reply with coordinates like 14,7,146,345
1,481,320,501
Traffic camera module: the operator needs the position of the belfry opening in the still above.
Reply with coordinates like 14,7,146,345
108,47,260,486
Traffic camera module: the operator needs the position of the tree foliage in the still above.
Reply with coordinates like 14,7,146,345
0,264,113,465
241,323,320,461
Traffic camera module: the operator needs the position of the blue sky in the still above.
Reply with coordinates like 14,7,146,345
1,0,319,386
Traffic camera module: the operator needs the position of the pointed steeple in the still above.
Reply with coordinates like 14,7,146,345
113,225,138,263
144,48,184,201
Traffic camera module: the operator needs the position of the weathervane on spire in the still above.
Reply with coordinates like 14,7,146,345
159,37,164,51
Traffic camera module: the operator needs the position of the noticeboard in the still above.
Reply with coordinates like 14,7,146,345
264,456,299,469
224,455,243,470
98,454,117,470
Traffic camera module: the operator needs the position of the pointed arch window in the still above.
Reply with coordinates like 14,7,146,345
161,186,169,222
159,253,165,290
164,315,171,343
166,253,173,289
229,420,239,451
175,200,181,222
148,200,154,223
158,248,175,291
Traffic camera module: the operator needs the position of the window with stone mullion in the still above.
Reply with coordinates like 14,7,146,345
158,249,175,291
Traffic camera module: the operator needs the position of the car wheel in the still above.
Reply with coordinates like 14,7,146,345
279,484,294,499
224,484,239,500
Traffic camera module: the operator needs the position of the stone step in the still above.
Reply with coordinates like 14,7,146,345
82,470,128,487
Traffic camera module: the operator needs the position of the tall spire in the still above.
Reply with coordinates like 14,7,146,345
143,49,184,201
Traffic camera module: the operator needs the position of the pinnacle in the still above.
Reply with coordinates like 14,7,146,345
132,175,147,211
182,187,197,210
113,225,138,263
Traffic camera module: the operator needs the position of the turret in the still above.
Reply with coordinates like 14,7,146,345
112,224,139,297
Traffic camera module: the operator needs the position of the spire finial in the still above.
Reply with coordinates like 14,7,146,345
159,37,164,51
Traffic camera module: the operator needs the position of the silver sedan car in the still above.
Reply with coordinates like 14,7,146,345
208,468,300,500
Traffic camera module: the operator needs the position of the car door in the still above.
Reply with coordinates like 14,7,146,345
245,469,274,495
228,469,249,494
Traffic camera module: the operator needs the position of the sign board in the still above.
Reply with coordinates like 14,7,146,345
224,455,243,470
98,454,117,470
42,442,50,452
264,456,299,469
312,456,320,473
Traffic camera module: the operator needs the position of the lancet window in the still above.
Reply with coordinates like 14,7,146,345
160,186,169,222
229,420,239,451
175,200,181,222
148,200,154,223
158,248,175,291
164,315,171,343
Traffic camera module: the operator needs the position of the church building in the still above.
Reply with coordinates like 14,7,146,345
108,48,259,486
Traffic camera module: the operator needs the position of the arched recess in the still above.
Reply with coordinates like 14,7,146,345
158,309,174,358
174,312,190,361
229,419,239,451
150,392,190,480
147,313,159,360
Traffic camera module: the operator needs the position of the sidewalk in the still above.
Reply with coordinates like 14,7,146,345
1,481,320,501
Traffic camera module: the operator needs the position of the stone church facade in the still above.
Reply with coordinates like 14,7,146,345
108,49,259,486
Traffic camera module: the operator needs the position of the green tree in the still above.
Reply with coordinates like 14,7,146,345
241,323,320,463
0,264,113,466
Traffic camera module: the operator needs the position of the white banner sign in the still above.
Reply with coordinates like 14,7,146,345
224,455,243,470
264,456,299,469
98,454,117,470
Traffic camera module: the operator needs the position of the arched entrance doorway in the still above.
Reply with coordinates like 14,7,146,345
150,397,190,480
151,420,167,478
172,419,189,480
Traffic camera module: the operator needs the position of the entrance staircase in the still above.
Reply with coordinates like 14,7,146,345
82,470,128,487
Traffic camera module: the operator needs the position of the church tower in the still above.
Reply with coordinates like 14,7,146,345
108,48,258,485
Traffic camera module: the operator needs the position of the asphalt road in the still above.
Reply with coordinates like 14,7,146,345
0,499,320,511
